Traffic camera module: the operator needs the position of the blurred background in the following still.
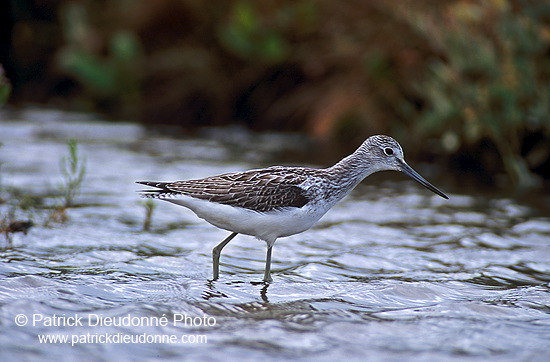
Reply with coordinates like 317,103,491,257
1,0,549,191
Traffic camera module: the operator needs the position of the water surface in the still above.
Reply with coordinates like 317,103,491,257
1,109,549,361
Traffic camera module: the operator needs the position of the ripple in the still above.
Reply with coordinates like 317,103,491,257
1,115,550,361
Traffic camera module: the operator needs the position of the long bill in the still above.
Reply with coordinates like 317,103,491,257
398,159,448,199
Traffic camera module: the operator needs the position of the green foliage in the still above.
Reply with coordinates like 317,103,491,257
0,140,88,237
7,0,550,189
142,199,156,232
414,1,550,189
0,64,11,106
60,139,87,208
58,3,142,117
219,1,303,63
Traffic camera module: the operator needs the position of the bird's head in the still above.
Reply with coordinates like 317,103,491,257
361,135,448,199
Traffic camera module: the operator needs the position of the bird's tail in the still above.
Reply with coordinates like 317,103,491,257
136,181,171,198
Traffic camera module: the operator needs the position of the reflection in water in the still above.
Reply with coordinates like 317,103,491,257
0,110,549,361
203,280,231,301
203,280,271,304
259,283,270,303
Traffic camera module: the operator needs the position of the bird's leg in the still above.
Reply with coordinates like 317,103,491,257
263,245,273,283
212,232,238,280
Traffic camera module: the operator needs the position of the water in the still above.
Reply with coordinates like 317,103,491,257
1,109,549,361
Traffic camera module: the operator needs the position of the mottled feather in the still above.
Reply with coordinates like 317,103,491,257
138,166,311,212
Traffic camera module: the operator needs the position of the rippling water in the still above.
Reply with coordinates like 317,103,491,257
1,109,549,361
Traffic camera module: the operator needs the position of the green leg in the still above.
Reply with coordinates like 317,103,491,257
263,245,273,283
212,232,238,280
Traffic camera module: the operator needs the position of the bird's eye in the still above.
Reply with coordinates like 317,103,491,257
384,147,394,156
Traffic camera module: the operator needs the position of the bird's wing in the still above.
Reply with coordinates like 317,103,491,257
138,167,310,212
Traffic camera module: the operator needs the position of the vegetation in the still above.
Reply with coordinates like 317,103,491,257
4,0,550,189
0,139,88,245
411,1,550,189
142,199,156,232
0,168,39,244
59,139,87,208
57,3,142,118
0,65,10,106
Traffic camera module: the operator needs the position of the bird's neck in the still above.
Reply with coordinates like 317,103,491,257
330,147,374,181
323,147,375,200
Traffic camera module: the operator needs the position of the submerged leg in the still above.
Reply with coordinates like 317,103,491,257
263,245,274,283
212,232,238,280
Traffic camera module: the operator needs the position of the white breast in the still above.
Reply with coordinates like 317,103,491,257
164,195,331,246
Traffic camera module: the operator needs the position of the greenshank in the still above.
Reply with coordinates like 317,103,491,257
138,135,448,282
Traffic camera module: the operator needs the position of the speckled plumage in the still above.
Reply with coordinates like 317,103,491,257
138,135,448,282
138,167,311,212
